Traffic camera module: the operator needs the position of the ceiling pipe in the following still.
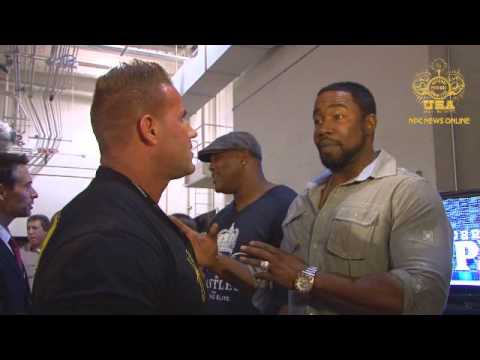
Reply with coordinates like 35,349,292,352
77,45,191,62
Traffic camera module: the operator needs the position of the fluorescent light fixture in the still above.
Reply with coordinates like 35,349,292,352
100,45,191,61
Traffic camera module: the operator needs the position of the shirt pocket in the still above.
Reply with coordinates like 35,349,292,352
325,207,378,277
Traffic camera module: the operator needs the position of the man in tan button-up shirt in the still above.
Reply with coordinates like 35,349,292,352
240,81,453,314
20,214,50,289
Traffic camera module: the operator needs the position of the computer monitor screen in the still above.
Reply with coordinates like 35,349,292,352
441,190,480,287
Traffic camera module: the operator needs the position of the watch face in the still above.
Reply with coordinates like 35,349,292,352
295,276,312,292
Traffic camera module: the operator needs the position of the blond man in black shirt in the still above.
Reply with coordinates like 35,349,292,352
33,60,204,314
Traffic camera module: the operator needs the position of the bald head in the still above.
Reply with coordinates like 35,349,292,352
90,59,173,154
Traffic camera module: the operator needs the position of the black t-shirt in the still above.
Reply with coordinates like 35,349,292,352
32,167,206,314
204,185,297,315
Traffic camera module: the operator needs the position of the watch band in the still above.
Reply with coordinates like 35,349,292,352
303,266,318,278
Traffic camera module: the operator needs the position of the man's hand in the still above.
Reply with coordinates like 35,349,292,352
170,217,220,268
239,241,306,289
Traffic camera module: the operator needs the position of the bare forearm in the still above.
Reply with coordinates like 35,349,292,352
310,272,404,314
208,255,256,295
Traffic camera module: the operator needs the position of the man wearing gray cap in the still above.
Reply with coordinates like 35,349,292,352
172,131,296,314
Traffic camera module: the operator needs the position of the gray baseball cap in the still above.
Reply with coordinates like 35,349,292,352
198,131,262,162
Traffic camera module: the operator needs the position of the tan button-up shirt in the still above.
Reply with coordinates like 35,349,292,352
20,247,40,290
281,150,453,314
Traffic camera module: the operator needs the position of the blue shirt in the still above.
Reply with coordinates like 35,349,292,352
205,185,297,314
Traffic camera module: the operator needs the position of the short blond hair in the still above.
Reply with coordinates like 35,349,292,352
90,59,172,154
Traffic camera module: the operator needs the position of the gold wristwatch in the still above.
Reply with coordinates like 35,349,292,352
294,266,318,293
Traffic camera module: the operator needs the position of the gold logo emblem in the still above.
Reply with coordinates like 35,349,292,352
186,249,207,303
38,211,60,260
412,58,465,112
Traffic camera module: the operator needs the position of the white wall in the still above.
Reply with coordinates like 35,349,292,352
233,45,437,193
10,93,99,236
160,177,189,215
443,46,480,191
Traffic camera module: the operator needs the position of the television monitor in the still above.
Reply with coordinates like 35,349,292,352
441,189,480,292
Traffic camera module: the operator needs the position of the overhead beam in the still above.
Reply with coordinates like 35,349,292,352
172,45,276,115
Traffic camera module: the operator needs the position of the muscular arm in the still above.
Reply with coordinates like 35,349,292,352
308,272,403,314
240,242,404,314
309,178,452,314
